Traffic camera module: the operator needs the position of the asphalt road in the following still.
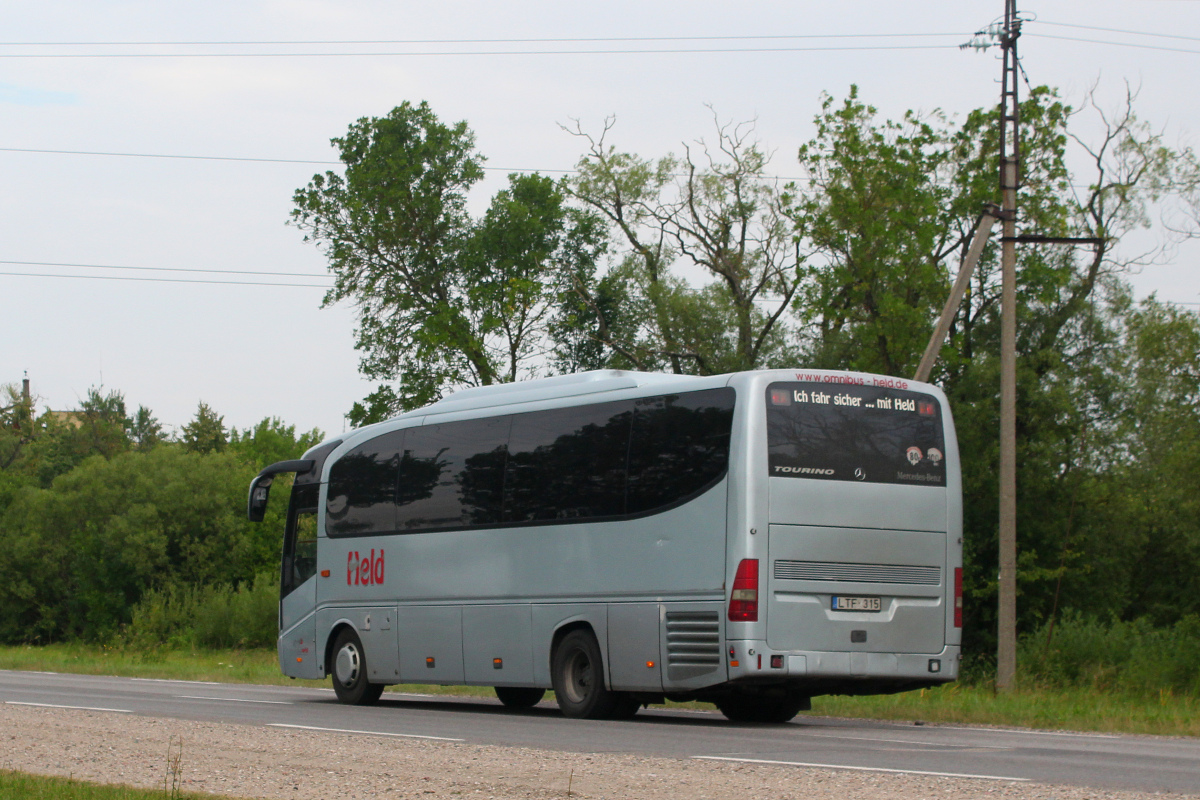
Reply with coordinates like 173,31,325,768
3,669,1198,795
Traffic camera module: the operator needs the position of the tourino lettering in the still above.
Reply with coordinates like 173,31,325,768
773,466,835,475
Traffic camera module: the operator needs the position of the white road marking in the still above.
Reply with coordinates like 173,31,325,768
693,756,1030,782
130,677,222,685
268,723,463,741
6,701,132,713
935,725,1121,739
177,695,293,705
790,731,1009,750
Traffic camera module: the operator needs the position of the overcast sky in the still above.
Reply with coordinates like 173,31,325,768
3,0,1198,438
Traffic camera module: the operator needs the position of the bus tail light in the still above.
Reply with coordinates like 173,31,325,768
953,567,963,628
728,559,759,622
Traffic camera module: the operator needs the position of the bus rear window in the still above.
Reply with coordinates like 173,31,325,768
766,382,946,486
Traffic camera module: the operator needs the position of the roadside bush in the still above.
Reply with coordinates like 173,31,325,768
124,572,278,649
0,447,287,643
1020,612,1200,695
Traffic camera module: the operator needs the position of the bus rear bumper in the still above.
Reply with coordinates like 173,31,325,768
725,641,960,687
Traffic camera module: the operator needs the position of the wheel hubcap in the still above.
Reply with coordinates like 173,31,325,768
335,643,361,686
566,650,592,703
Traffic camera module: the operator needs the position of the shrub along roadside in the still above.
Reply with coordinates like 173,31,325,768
0,447,286,644
122,573,279,651
1018,612,1200,696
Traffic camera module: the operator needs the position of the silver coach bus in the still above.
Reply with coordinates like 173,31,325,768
248,369,962,723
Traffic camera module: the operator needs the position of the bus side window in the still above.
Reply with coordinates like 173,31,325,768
627,388,736,514
292,510,318,587
504,400,632,522
397,416,510,531
327,430,404,536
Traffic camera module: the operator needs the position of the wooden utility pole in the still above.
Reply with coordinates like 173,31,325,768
996,0,1021,691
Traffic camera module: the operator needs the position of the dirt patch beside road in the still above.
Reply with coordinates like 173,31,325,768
0,704,1187,799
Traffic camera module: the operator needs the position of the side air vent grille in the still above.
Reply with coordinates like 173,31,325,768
664,610,721,678
774,560,941,586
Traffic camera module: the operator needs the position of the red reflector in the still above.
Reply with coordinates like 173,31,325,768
728,559,759,622
953,567,963,628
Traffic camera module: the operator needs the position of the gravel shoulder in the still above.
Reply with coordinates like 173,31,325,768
2,704,1192,800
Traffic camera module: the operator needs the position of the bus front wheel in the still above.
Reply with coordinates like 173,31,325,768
331,628,385,706
551,629,624,719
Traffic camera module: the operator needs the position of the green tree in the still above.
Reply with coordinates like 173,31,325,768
791,87,966,375
0,382,39,513
0,382,36,471
1067,299,1200,627
129,406,163,451
19,387,132,487
180,401,227,454
229,417,323,469
565,113,802,374
291,101,605,421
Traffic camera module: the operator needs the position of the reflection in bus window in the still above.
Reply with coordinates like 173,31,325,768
398,416,510,530
326,430,404,535
627,388,735,513
505,400,632,521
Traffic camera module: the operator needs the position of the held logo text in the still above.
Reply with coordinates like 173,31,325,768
348,549,385,586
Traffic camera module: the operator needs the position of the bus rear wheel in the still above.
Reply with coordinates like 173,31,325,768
551,629,624,719
331,628,385,706
716,691,807,724
494,687,546,708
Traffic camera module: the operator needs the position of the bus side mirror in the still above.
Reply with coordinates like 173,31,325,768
247,458,316,522
247,474,274,522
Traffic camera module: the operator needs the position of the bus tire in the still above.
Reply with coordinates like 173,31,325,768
551,629,620,719
494,687,546,708
609,694,642,720
331,628,384,706
716,692,806,724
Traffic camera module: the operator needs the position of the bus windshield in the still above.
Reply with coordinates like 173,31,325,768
766,382,946,487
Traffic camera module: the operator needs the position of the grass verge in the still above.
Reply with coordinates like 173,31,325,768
809,683,1200,737
0,769,234,800
2,644,1196,736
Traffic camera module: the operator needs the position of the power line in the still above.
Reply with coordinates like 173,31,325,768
0,146,576,174
0,259,330,279
7,144,1115,189
0,43,962,59
6,269,1196,308
1027,33,1200,55
0,271,328,287
1034,20,1200,44
0,32,969,47
0,146,338,165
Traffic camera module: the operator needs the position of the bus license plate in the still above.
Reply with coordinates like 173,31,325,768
832,595,881,612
